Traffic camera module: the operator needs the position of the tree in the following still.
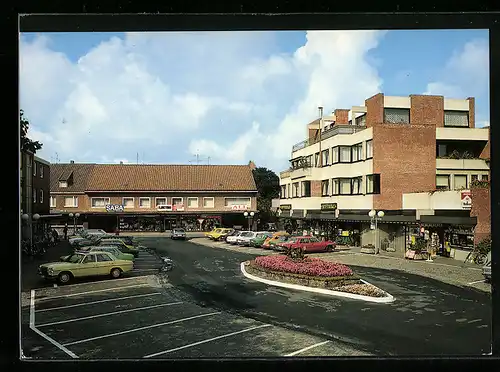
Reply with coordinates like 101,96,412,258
20,110,43,154
252,166,280,225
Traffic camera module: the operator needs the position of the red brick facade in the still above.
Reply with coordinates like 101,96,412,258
365,93,383,127
467,97,475,128
470,186,490,245
334,109,349,125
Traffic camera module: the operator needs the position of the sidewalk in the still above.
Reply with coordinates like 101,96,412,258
123,231,206,238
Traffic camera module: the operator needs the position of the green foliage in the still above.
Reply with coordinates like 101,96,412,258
476,236,491,255
252,166,280,223
20,110,43,154
284,246,305,261
470,179,490,188
410,237,427,253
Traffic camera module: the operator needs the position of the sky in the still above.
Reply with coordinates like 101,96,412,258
19,30,489,173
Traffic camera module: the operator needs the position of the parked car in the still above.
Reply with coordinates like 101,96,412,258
262,231,290,249
482,261,491,283
223,229,241,242
38,250,134,284
236,231,259,246
249,232,273,248
212,228,234,241
204,228,220,239
226,231,244,245
170,228,187,240
63,246,135,261
94,239,140,258
275,235,336,253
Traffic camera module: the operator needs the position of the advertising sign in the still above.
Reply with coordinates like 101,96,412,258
461,191,472,209
230,204,249,211
157,204,173,211
105,204,124,213
279,204,292,210
321,203,337,211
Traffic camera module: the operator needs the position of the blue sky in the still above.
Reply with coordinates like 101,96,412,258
19,30,489,172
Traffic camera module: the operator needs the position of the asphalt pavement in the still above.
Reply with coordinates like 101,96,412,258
21,237,492,358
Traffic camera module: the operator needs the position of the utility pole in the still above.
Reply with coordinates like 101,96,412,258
207,156,211,165
318,106,323,167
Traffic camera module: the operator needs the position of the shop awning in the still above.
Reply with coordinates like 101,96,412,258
337,214,418,224
305,211,336,221
420,215,477,226
279,210,291,218
290,210,304,219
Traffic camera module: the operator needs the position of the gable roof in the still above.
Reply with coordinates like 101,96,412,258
86,164,258,192
50,163,96,192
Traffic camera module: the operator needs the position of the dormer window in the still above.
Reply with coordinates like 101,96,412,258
59,181,68,188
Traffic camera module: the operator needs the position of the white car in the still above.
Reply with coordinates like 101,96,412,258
226,231,243,245
236,231,258,246
69,229,107,245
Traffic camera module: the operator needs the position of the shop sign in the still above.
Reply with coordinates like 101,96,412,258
279,204,292,211
197,219,204,225
461,191,472,209
157,204,173,211
105,204,124,213
173,204,184,211
321,203,337,211
230,205,249,211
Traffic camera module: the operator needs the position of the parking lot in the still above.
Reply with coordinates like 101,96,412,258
24,275,363,359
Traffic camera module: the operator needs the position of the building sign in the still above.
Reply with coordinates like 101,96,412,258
173,204,185,212
197,218,205,225
461,191,472,209
230,205,249,211
157,204,173,211
279,204,292,210
105,204,124,213
321,203,337,211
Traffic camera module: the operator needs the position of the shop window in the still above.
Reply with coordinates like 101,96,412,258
332,147,339,164
187,197,198,208
339,146,351,163
321,149,329,166
444,110,469,127
366,174,380,194
454,175,468,190
139,197,151,208
352,143,363,162
384,108,410,124
321,180,329,196
301,181,311,197
436,175,450,190
366,140,373,159
122,197,135,208
203,197,214,208
339,179,351,195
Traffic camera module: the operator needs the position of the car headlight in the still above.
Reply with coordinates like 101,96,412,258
47,267,54,275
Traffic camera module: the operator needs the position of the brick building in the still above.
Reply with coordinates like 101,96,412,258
278,93,490,260
49,162,258,232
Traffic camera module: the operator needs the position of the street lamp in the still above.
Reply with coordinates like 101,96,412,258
68,213,79,235
368,209,384,254
243,211,255,231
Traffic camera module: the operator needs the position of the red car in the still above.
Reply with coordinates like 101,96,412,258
276,235,336,253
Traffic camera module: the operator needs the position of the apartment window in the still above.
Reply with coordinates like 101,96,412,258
366,174,381,194
471,175,478,182
287,184,291,198
122,197,135,208
332,147,339,164
444,110,469,127
366,140,373,159
339,179,352,195
355,114,366,126
307,155,313,166
301,181,311,197
332,179,340,195
139,197,151,208
454,175,468,190
187,197,199,208
339,146,351,163
384,108,410,124
33,163,36,176
437,144,447,157
59,181,68,188
40,165,44,178
314,152,320,167
281,185,286,198
321,180,329,196
40,189,43,203
65,196,79,207
352,143,363,162
292,182,300,198
33,188,37,203
351,177,363,195
50,196,56,208
155,197,167,207
436,175,450,190
203,197,215,208
482,174,489,182
172,197,183,206
321,149,330,166
225,197,251,209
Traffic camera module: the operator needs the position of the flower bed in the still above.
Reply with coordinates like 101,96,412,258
254,255,353,277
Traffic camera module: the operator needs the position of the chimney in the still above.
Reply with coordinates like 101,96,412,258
334,109,349,125
70,160,74,164
248,160,256,170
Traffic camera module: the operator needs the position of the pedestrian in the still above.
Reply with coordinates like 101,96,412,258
52,228,59,243
63,224,68,240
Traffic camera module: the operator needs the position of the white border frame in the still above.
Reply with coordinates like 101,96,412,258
90,197,109,208
186,197,199,208
203,197,215,208
154,197,167,208
223,197,251,208
138,197,151,208
122,197,135,208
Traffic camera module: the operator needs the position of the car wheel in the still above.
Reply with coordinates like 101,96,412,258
110,268,122,279
325,245,334,252
58,272,72,284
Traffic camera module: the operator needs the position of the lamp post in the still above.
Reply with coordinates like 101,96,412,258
368,209,385,254
69,213,79,235
243,211,255,231
22,213,40,244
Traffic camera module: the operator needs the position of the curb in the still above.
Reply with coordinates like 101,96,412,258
240,262,395,304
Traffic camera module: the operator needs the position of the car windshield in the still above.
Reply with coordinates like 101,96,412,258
287,238,298,244
174,229,185,233
240,232,252,237
256,233,266,238
66,254,84,263
310,237,320,242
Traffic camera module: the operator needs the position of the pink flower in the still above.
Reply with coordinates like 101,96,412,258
254,255,353,277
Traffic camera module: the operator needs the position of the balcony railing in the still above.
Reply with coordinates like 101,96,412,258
292,124,366,152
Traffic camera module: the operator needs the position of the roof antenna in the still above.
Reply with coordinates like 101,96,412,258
136,152,139,164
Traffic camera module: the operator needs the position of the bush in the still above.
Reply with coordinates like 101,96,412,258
253,255,353,277
284,246,305,261
476,236,491,255
334,283,386,297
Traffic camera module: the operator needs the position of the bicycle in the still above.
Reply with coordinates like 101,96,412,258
464,247,487,265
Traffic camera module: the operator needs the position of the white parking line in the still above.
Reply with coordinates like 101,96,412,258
29,290,78,359
63,311,221,346
467,279,486,285
284,340,331,357
144,324,272,358
36,292,163,312
36,283,150,301
37,301,183,327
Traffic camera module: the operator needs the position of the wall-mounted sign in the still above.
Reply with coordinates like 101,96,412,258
230,204,249,211
321,203,337,211
461,191,472,209
173,204,185,212
105,204,124,213
157,204,173,211
279,204,292,210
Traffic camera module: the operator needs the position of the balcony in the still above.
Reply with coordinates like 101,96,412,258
280,170,291,179
292,125,366,152
436,158,489,171
290,167,312,179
